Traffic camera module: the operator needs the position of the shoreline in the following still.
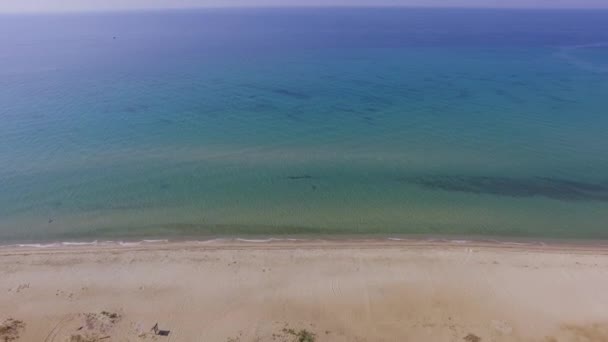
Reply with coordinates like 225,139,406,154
3,234,608,253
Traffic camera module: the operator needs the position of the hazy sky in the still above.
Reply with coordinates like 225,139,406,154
2,0,608,13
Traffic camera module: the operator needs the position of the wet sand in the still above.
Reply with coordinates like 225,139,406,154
1,240,608,341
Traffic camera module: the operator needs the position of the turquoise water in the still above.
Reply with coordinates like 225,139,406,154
1,9,608,242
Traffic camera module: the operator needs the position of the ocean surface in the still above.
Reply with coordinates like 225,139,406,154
1,8,608,242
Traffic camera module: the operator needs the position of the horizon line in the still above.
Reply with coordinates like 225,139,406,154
3,4,608,15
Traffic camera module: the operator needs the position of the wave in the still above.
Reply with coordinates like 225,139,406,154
0,236,573,249
1,239,171,249
0,237,313,249
62,241,99,246
11,243,59,248
235,238,303,243
116,239,170,247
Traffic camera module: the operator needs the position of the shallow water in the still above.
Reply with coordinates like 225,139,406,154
1,8,608,242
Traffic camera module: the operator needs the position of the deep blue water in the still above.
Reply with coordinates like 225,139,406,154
1,8,608,242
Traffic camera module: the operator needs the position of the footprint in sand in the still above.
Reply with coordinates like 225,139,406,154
55,290,76,301
15,283,30,293
47,311,123,342
491,320,513,335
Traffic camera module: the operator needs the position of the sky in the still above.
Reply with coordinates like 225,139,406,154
2,0,608,13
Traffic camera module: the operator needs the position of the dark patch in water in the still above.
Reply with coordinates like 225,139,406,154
272,88,311,100
403,87,423,94
362,116,375,125
250,103,277,112
510,80,529,87
239,83,311,100
405,175,608,202
350,78,377,87
331,104,359,114
493,88,526,104
285,112,304,122
457,89,471,99
123,104,150,114
476,77,495,82
361,95,393,107
545,94,579,104
287,175,313,180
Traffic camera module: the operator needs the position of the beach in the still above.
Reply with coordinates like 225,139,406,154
2,7,608,342
2,239,608,341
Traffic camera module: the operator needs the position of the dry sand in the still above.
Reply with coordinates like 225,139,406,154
1,239,608,341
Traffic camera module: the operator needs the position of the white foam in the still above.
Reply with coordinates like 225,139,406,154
236,238,274,243
61,241,99,246
1,239,174,249
235,238,303,243
118,241,142,247
142,239,169,244
15,243,59,248
193,238,228,244
501,242,528,246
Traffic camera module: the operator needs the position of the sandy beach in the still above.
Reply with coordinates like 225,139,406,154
2,239,608,341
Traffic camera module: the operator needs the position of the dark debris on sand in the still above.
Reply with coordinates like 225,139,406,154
0,318,25,342
464,333,482,342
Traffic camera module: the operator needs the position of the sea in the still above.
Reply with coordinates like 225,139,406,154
1,8,608,243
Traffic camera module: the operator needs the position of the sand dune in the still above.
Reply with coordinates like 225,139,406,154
1,240,608,341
